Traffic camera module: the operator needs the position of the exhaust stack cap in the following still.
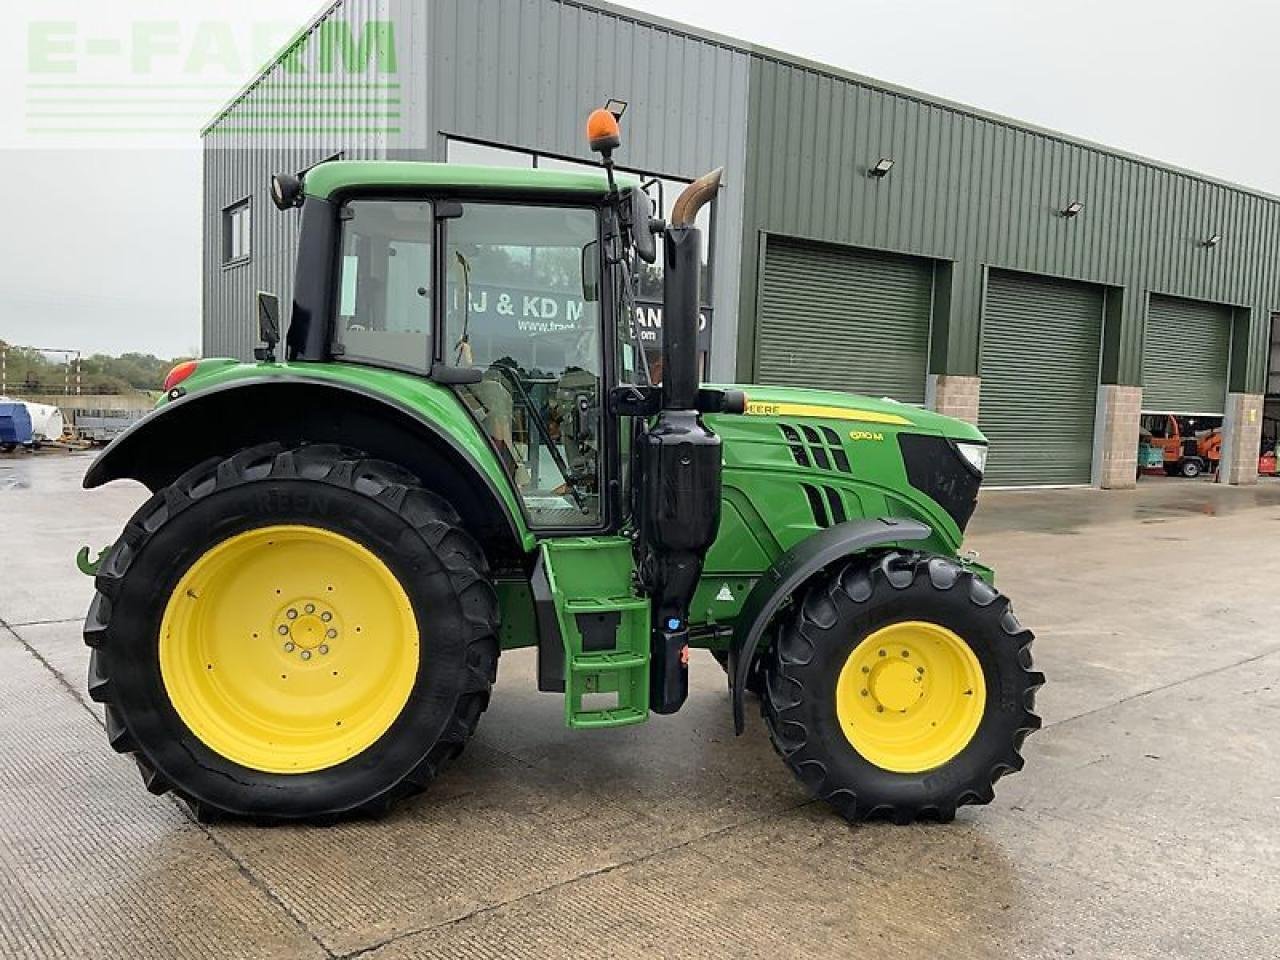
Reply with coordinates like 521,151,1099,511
671,168,723,227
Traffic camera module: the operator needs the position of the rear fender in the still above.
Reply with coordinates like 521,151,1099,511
84,376,531,566
727,517,931,733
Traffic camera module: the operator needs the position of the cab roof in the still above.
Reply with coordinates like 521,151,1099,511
303,160,630,200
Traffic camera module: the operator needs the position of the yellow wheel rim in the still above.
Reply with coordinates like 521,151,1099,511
159,525,419,774
835,621,985,773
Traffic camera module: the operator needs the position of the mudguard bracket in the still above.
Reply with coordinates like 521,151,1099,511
727,517,931,733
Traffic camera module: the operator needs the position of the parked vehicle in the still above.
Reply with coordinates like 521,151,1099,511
80,108,1041,825
1136,434,1165,479
74,410,146,445
0,400,33,452
1140,413,1221,478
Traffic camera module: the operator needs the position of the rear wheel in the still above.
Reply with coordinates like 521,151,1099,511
763,552,1042,823
1180,459,1203,478
84,443,500,823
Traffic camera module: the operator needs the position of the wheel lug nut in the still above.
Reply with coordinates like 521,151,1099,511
321,612,332,622
305,604,316,614
277,625,289,635
876,705,884,712
878,649,886,657
861,665,870,674
901,650,909,658
284,642,295,652
917,666,925,674
326,628,337,639
860,689,869,697
319,645,329,655
286,609,298,619
301,650,312,661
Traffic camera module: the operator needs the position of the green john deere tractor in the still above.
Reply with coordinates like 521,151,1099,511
82,107,1041,824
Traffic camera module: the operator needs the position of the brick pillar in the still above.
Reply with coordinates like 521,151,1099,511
928,374,980,425
1220,392,1264,485
1097,384,1142,489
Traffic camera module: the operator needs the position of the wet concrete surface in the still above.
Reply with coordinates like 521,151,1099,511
1,451,1278,959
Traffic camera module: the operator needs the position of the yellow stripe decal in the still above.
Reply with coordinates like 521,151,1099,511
742,400,913,426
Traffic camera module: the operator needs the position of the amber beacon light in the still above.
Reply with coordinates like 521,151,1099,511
587,108,622,155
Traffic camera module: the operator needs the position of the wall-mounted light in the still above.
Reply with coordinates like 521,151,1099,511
605,98,628,119
1061,201,1084,218
1202,233,1222,247
868,158,895,179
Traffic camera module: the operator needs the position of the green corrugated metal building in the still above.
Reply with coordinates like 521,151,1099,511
204,0,1279,487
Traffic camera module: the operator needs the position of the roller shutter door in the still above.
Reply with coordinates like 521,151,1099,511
1143,295,1230,415
757,238,932,403
980,271,1103,485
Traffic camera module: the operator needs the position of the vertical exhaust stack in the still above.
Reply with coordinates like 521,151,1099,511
659,169,720,410
635,169,724,714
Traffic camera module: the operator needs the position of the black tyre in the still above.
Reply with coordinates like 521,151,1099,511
84,443,500,823
763,551,1042,823
1180,459,1203,478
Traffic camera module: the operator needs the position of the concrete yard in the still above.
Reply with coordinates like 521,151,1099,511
2,451,1278,960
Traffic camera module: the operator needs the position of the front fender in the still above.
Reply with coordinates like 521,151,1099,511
728,517,931,734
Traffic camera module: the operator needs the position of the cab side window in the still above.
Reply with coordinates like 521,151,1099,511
335,200,433,372
444,203,603,528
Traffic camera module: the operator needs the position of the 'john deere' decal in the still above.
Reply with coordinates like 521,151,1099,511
742,400,911,426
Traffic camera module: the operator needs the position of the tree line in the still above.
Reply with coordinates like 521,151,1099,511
0,342,194,397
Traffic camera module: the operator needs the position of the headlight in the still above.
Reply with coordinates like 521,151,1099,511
954,442,988,477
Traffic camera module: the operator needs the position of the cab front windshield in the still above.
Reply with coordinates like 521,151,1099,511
445,202,609,528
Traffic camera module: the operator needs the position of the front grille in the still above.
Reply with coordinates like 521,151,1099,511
897,434,982,531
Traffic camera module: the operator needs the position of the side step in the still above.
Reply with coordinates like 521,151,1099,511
539,538,650,729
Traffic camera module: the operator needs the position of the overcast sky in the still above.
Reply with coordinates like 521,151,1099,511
1,0,1277,359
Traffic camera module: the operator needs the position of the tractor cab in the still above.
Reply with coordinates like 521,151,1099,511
330,192,614,527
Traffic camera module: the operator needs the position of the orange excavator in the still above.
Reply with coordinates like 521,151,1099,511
1140,413,1221,478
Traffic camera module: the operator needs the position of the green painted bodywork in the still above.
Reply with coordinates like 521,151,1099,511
169,358,534,552
174,358,985,654
304,161,638,201
694,385,983,637
167,160,993,727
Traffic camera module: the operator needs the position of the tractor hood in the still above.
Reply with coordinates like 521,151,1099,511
718,384,987,443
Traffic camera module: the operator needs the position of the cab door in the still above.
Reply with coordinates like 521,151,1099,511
440,200,613,531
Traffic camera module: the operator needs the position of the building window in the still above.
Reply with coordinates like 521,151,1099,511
223,199,251,264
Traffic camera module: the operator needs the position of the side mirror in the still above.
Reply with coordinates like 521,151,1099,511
581,241,600,302
255,291,281,362
630,188,658,265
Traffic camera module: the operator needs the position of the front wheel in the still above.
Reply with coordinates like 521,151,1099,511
763,552,1042,823
1180,459,1203,478
84,443,500,823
